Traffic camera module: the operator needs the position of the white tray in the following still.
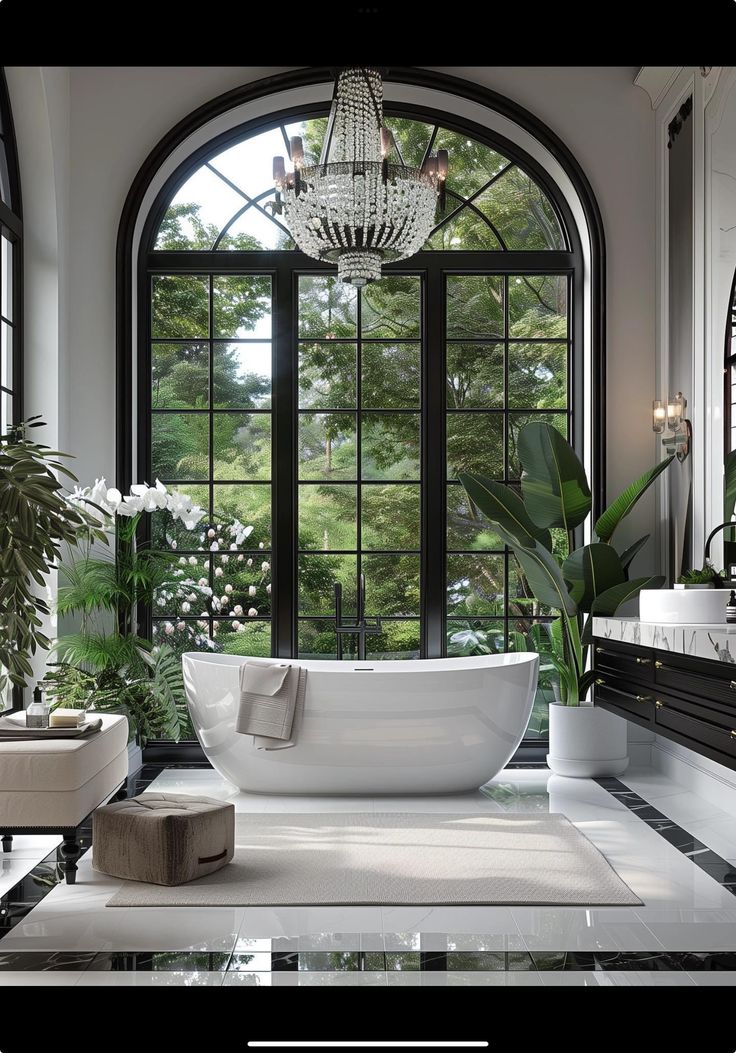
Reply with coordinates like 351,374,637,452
5,712,91,732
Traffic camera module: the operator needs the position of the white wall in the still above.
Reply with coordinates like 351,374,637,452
7,65,657,555
5,66,71,688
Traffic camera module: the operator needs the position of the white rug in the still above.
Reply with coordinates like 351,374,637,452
106,812,640,907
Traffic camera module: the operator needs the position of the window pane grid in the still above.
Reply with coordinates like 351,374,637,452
149,273,273,658
444,273,570,738
297,276,422,652
143,112,580,737
152,117,564,255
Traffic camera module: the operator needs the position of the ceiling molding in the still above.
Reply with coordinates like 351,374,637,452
635,67,684,108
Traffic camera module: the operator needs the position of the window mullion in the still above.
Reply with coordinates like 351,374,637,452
423,265,446,658
273,263,296,657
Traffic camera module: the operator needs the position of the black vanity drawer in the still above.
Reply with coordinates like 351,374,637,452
654,692,736,763
594,677,654,724
593,642,655,683
653,654,736,708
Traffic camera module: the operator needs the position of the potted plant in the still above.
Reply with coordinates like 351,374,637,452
460,422,673,777
0,419,103,707
44,478,270,745
675,567,723,589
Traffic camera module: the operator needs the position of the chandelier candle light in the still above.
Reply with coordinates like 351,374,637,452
272,68,449,285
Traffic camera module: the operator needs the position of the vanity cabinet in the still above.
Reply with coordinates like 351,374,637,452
592,637,736,770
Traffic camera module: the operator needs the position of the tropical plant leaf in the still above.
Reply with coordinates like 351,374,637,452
518,422,591,532
562,542,625,611
582,574,666,645
723,449,736,545
618,534,651,575
458,472,551,549
594,457,674,542
579,669,601,701
511,541,578,616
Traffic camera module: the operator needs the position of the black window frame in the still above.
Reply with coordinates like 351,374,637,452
0,67,23,716
0,67,23,435
117,69,606,756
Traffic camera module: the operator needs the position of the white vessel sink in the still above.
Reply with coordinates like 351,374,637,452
639,588,728,624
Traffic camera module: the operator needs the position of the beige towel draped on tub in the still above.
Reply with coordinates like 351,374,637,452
236,660,307,750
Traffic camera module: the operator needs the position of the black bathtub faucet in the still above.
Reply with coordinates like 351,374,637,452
334,573,382,661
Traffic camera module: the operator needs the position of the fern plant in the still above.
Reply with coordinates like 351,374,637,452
45,490,209,744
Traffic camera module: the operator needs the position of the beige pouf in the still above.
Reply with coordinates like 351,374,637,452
93,793,234,886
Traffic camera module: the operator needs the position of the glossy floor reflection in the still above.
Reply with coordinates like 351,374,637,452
2,764,736,986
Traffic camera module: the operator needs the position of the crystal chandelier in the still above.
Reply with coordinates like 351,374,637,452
272,68,448,286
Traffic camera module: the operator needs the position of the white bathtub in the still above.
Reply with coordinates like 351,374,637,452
183,652,539,795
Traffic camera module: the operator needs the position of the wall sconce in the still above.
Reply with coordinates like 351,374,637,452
652,392,691,461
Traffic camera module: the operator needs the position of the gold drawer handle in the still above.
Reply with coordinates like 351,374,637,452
655,660,664,669
636,695,652,703
731,681,736,691
656,699,664,709
731,730,736,740
595,677,606,686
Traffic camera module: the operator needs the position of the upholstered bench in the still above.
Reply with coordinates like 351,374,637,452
0,714,128,883
93,793,235,886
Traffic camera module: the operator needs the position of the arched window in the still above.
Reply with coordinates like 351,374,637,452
120,70,603,744
0,69,22,432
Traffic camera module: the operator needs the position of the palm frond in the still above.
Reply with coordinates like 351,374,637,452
57,557,131,614
51,632,144,672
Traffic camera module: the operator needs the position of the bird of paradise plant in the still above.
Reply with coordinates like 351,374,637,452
460,422,673,704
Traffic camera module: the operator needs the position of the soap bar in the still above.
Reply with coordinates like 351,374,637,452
49,708,86,728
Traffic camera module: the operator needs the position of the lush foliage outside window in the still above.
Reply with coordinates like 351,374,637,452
144,111,578,739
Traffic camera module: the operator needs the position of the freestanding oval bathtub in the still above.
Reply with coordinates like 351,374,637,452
183,652,538,795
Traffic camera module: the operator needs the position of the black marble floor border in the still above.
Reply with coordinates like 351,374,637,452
1,764,736,976
0,948,735,973
595,776,736,894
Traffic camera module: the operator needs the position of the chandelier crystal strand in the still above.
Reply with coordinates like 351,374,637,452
272,68,449,286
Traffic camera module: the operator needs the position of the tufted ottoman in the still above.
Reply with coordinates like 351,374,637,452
92,793,235,886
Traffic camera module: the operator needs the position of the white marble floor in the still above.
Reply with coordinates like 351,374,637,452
2,765,736,986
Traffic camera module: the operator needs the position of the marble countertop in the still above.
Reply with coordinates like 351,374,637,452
592,616,736,663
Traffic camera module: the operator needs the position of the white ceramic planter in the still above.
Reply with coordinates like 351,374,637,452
546,702,629,778
639,587,727,624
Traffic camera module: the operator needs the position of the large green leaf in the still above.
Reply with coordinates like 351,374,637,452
512,541,578,616
582,574,667,646
562,542,626,611
723,449,736,545
518,422,591,532
458,472,551,549
618,534,651,575
590,575,666,617
594,457,674,542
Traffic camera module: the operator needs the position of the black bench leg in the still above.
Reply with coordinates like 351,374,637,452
59,833,82,885
1,834,12,853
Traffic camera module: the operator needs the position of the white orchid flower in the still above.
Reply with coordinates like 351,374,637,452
248,585,257,597
248,607,258,617
117,495,144,517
